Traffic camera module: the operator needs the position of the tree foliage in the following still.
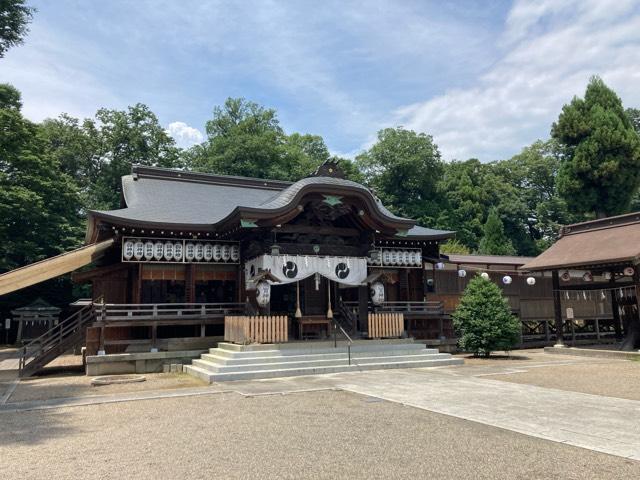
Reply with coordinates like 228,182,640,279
439,239,470,255
0,0,34,57
552,76,640,218
356,127,443,226
478,208,516,255
183,97,349,182
452,275,521,356
0,85,83,271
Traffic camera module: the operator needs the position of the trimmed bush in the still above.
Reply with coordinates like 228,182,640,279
452,274,520,356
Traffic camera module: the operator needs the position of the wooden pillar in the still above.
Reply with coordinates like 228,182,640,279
358,285,368,333
610,277,622,340
552,270,565,347
186,264,196,303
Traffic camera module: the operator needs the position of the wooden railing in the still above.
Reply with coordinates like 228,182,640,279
96,303,246,323
343,300,444,316
368,313,404,339
19,303,95,377
224,315,288,344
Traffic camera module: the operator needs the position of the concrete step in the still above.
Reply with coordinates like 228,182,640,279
185,357,463,382
202,348,440,365
211,343,431,358
192,353,454,374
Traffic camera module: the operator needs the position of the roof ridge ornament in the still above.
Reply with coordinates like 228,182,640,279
311,160,346,179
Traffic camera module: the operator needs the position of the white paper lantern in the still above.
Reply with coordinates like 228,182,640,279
480,272,490,280
370,282,385,305
458,269,467,278
624,266,635,277
153,242,164,260
213,244,222,261
203,243,214,261
526,276,536,286
144,241,154,260
184,242,196,261
435,262,445,270
256,280,271,307
502,275,513,285
194,243,205,261
123,240,135,260
401,251,409,266
415,251,422,266
382,250,392,265
173,242,183,261
230,245,240,261
163,242,175,261
582,272,593,282
408,251,416,266
389,250,398,265
133,241,144,260
221,245,231,261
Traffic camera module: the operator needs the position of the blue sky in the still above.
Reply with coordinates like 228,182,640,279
2,0,640,160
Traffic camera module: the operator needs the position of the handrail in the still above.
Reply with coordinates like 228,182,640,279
331,318,353,366
19,302,95,375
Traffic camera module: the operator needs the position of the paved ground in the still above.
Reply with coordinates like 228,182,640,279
1,390,639,480
2,348,640,478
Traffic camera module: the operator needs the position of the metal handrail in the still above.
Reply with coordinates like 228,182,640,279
332,319,353,366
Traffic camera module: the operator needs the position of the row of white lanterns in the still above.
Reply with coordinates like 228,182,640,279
123,239,239,263
368,249,423,266
455,268,537,286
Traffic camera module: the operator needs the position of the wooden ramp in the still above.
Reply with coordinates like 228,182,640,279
0,239,114,296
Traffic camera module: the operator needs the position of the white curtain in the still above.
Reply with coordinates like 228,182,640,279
245,254,368,287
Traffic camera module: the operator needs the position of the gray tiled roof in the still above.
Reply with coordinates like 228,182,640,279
89,167,453,239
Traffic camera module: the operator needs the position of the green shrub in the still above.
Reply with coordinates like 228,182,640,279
452,274,521,356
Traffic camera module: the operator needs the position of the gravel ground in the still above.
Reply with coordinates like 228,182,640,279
493,361,640,400
8,372,206,403
1,390,638,480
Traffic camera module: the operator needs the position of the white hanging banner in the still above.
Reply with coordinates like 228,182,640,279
245,254,368,286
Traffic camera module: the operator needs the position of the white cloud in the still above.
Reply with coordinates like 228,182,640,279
166,121,204,148
395,0,640,161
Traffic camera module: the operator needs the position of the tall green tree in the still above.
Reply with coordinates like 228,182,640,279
356,127,443,225
185,97,339,181
497,140,577,252
0,85,83,271
626,107,640,135
478,208,516,255
0,0,34,57
41,104,182,210
552,76,640,218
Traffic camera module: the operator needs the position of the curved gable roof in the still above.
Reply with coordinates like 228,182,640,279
87,166,452,241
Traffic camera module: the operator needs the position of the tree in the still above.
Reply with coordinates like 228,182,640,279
41,104,182,210
185,97,339,182
0,85,83,271
452,275,521,356
497,140,578,252
478,208,516,255
0,0,34,57
439,239,470,255
626,107,640,135
552,76,640,218
356,127,443,226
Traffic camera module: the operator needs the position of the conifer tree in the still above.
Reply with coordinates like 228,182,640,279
552,77,640,218
452,275,520,356
478,208,516,255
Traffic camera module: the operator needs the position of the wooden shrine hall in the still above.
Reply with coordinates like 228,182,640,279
0,161,456,376
523,212,640,351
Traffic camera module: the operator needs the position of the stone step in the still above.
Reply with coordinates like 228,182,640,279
185,357,463,383
211,343,431,358
215,339,418,352
192,353,454,374
203,348,440,365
